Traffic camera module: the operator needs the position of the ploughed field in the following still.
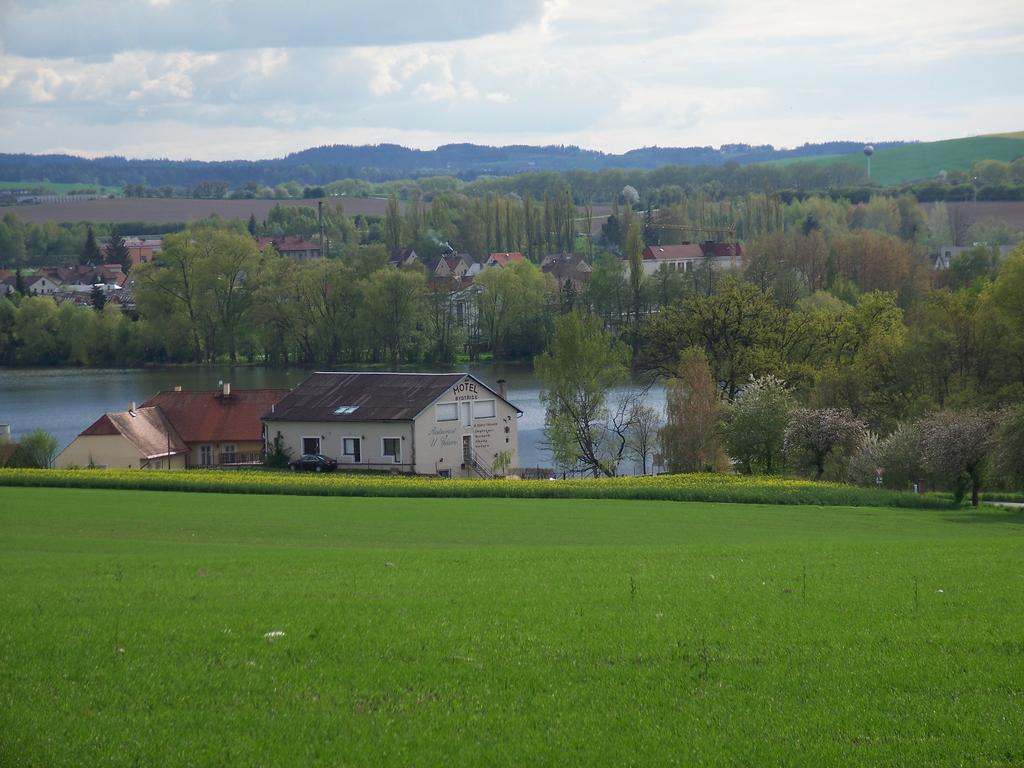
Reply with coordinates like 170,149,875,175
6,196,393,225
2,487,1023,767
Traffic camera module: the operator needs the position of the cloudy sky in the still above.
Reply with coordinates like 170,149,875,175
1,0,1022,159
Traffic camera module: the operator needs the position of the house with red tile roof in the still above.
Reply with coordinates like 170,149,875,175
55,384,289,469
485,252,525,269
142,385,289,467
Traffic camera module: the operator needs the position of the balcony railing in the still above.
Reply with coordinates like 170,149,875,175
188,451,264,469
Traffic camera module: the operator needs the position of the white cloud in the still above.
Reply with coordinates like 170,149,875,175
0,0,546,56
0,0,1022,157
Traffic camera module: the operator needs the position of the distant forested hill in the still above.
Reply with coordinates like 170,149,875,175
0,141,905,188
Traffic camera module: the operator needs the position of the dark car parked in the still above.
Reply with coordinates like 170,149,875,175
289,454,339,472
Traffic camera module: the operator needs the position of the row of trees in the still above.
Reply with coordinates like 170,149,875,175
4,218,1024,392
0,225,564,369
7,180,1020,271
538,311,1024,502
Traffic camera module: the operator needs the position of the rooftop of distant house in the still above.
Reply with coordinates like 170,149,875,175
487,252,525,267
255,236,322,253
642,242,743,260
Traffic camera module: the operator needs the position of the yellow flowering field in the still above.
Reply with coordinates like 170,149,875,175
0,468,952,508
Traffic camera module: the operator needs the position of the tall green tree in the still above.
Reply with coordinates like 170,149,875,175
360,268,425,369
195,229,263,363
475,260,547,357
587,252,627,330
80,225,101,266
641,276,781,397
105,226,131,271
626,220,644,325
384,194,403,254
536,310,632,477
661,347,727,473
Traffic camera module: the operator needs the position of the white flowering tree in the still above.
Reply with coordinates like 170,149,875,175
784,408,867,481
919,409,1002,506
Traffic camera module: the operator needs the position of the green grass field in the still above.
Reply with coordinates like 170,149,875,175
776,133,1024,186
2,487,1023,766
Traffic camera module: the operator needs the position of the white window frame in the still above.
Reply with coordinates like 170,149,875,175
301,436,321,456
341,436,361,463
381,436,401,464
436,402,458,422
222,444,237,462
474,399,496,419
200,444,213,466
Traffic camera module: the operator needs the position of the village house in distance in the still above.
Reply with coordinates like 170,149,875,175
264,372,521,478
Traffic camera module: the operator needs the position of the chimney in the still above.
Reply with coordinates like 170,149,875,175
223,382,231,397
129,402,136,413
174,385,182,392
496,379,508,400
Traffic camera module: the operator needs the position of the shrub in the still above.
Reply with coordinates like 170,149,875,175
264,431,291,469
876,421,927,491
10,430,59,469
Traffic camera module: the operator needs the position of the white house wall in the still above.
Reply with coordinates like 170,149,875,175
266,421,416,471
412,376,519,477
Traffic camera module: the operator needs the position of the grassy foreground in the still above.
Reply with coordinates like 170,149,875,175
2,487,1023,766
0,467,952,509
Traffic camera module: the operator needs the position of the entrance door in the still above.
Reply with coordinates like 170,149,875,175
462,434,472,464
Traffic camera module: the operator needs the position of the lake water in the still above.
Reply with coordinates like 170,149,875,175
0,364,666,474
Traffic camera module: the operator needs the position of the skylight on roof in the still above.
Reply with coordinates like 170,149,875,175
334,405,359,415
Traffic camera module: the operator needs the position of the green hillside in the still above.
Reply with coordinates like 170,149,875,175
777,133,1024,186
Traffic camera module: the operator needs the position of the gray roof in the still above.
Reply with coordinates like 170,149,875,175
265,372,477,423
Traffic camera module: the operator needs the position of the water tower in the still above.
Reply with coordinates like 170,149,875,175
863,145,875,181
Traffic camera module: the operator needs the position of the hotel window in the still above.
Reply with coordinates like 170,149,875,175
382,438,401,464
474,399,496,419
343,437,361,463
436,402,458,422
